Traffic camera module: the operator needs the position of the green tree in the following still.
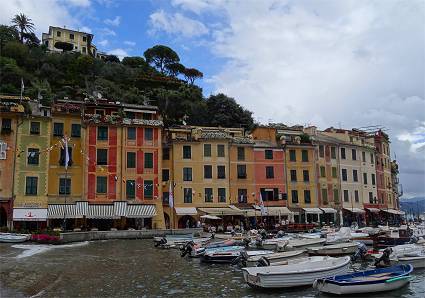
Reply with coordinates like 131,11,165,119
122,56,148,68
167,62,185,77
104,55,120,63
2,41,29,66
144,45,180,74
182,67,203,84
11,13,35,43
0,25,19,52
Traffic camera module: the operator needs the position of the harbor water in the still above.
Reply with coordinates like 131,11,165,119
1,239,424,297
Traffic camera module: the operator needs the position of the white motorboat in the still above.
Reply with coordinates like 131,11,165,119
283,238,326,251
261,238,290,250
307,242,359,256
244,250,306,267
242,256,351,288
154,236,210,248
0,233,30,243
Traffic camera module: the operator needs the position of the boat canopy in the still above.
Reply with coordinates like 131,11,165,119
320,208,337,214
343,207,365,213
366,207,380,213
303,208,323,214
198,206,244,216
175,207,198,216
381,209,405,215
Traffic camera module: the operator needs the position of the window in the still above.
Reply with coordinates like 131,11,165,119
162,148,170,160
238,189,247,203
95,109,104,116
319,145,324,158
290,170,297,182
205,188,213,202
145,128,153,141
30,122,40,134
342,169,347,181
183,146,191,159
237,147,245,161
71,124,81,137
331,146,336,159
0,141,7,160
183,167,192,181
144,153,153,169
127,152,136,168
204,144,211,157
97,126,108,140
322,189,328,204
184,188,192,203
57,31,61,37
27,148,39,165
352,149,357,160
266,166,274,179
144,180,153,199
354,190,359,202
291,190,298,203
163,192,169,204
320,166,325,178
1,118,12,133
204,165,212,179
303,170,310,181
301,150,308,162
333,189,339,203
370,153,374,163
142,113,151,120
53,122,64,136
82,47,86,53
341,148,346,159
59,178,71,195
289,150,296,161
369,192,373,204
25,177,38,195
304,190,311,204
218,188,226,202
127,127,136,140
353,170,358,182
217,165,226,179
237,164,247,179
372,174,376,185
363,173,368,184
83,36,87,42
96,176,107,194
265,149,273,159
362,151,366,162
343,190,349,202
332,167,337,178
162,169,169,181
97,149,108,165
69,33,74,39
217,144,225,157
126,112,135,119
126,180,135,199
59,147,73,166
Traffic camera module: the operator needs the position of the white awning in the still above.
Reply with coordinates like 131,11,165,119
127,204,157,218
75,201,88,216
320,208,337,214
366,208,380,213
13,208,47,221
382,209,405,215
48,204,81,219
175,207,198,216
200,215,221,220
198,207,244,216
344,208,366,214
263,207,293,216
87,205,118,219
303,208,323,214
114,201,127,217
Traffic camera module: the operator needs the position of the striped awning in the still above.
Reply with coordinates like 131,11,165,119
48,204,81,219
87,205,118,219
343,207,366,214
198,206,244,216
76,201,88,216
320,208,337,214
127,204,157,218
382,209,405,215
114,201,127,217
303,208,323,214
175,207,198,216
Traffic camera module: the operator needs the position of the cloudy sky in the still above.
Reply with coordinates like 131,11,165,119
1,0,424,198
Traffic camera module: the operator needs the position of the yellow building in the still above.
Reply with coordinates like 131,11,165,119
42,26,97,56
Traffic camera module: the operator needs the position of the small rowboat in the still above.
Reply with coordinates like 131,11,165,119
313,264,413,295
244,250,306,267
0,233,30,243
307,242,359,256
284,238,326,251
201,246,245,263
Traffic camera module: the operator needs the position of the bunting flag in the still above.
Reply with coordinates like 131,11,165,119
63,135,69,170
169,181,174,208
259,192,267,216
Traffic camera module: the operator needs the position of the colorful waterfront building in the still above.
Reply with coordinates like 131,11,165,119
12,101,51,230
0,96,27,227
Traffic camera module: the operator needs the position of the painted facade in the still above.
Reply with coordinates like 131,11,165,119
42,26,97,56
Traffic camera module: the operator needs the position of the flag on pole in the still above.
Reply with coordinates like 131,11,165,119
259,192,267,216
169,181,174,208
63,136,69,169
20,78,24,101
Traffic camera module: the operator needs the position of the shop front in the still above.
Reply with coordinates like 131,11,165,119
342,207,366,227
13,208,48,231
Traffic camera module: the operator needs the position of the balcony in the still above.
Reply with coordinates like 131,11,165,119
84,114,163,127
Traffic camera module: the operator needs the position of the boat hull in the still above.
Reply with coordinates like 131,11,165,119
245,251,306,267
307,243,358,256
315,278,410,295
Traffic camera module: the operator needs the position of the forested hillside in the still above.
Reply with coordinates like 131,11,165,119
0,14,255,129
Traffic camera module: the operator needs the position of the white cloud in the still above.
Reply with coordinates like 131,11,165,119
124,40,136,47
171,0,222,14
104,16,121,26
149,10,209,38
98,39,109,47
108,48,129,60
67,0,91,7
100,27,116,36
79,26,92,33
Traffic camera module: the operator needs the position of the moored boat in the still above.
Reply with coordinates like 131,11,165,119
241,256,351,288
201,246,245,263
283,238,326,251
244,250,306,267
307,242,359,256
0,233,30,243
313,264,413,295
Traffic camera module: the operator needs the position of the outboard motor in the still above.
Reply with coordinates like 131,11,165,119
410,235,419,244
155,237,167,247
231,252,244,266
211,232,215,239
351,242,368,262
276,230,285,238
256,256,271,267
243,237,251,247
180,241,195,257
260,229,267,240
255,234,263,247
374,247,393,267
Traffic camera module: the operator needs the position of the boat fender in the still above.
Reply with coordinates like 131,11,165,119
256,256,270,267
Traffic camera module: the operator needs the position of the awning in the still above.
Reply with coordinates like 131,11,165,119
344,208,365,214
175,207,198,216
75,201,88,216
87,205,118,219
303,208,323,214
127,204,157,218
382,209,405,215
198,206,244,216
200,215,221,220
320,208,337,214
366,208,380,213
13,208,47,221
48,204,81,219
262,207,293,216
114,201,127,217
